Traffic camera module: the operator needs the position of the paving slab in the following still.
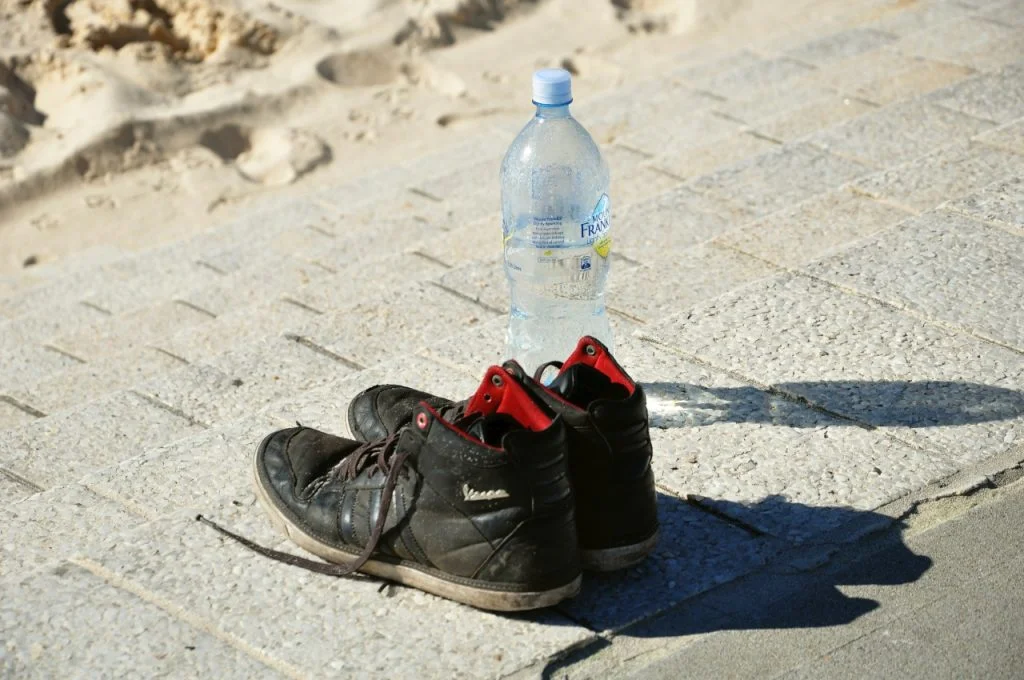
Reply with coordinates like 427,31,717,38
945,174,1024,232
613,186,754,263
617,111,743,160
410,214,501,267
975,118,1024,154
560,493,781,632
180,255,333,317
711,80,836,127
892,16,1024,71
82,413,290,523
9,347,185,415
805,209,1024,351
698,57,817,101
862,0,980,37
649,133,780,180
976,0,1024,28
641,274,1024,462
852,140,1024,211
287,253,449,315
0,563,280,679
785,27,898,66
156,298,321,364
806,50,974,106
81,512,592,679
0,302,109,351
0,391,205,490
0,484,144,581
756,96,879,142
53,301,217,362
607,244,779,324
295,283,500,369
691,142,873,217
715,186,911,268
1,344,84,392
136,336,353,427
806,98,994,167
930,62,1024,125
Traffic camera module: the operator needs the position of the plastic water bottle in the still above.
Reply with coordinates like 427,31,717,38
500,68,612,373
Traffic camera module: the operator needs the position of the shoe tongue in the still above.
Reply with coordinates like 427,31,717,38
464,413,523,447
546,362,629,404
465,366,553,432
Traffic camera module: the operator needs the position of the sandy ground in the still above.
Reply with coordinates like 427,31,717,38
0,0,777,274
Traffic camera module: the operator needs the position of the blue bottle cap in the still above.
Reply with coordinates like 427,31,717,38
532,68,572,106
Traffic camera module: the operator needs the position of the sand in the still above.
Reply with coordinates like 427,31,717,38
0,0,805,274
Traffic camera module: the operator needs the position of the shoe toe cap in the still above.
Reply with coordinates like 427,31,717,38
256,427,357,508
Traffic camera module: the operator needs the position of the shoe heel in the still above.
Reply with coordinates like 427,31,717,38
580,529,659,571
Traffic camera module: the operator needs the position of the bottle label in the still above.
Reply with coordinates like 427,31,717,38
581,194,611,257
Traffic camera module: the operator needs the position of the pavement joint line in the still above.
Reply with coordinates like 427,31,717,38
684,493,770,537
194,259,229,276
0,465,44,493
941,203,1024,239
304,223,337,238
173,299,218,319
78,300,113,316
80,479,159,520
846,184,921,215
129,389,211,429
42,343,87,364
303,258,338,274
283,333,365,370
970,14,1017,30
69,556,309,680
407,187,444,203
408,249,453,270
744,129,785,145
0,394,46,418
610,143,653,160
611,251,643,267
279,296,325,316
709,109,749,126
931,100,1002,127
804,139,886,171
429,281,506,316
149,346,191,365
608,306,647,325
615,142,655,159
645,165,688,182
636,334,878,433
691,88,728,102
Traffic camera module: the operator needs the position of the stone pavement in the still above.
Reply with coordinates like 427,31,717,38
1,0,1023,677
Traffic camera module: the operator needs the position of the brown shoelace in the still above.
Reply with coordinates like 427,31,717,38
198,433,410,578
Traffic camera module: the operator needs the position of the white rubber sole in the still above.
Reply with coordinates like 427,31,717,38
251,449,581,611
581,530,660,572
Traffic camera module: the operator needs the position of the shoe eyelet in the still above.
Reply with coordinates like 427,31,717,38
483,393,492,402
585,344,597,356
491,374,504,387
416,412,428,430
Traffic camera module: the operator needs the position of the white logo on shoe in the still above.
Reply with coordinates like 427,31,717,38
462,484,510,502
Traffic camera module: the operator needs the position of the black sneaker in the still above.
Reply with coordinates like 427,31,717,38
201,366,581,612
347,337,659,571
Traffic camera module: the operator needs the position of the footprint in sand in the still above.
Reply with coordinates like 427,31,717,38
0,112,29,158
317,48,466,97
199,124,331,186
316,48,401,88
